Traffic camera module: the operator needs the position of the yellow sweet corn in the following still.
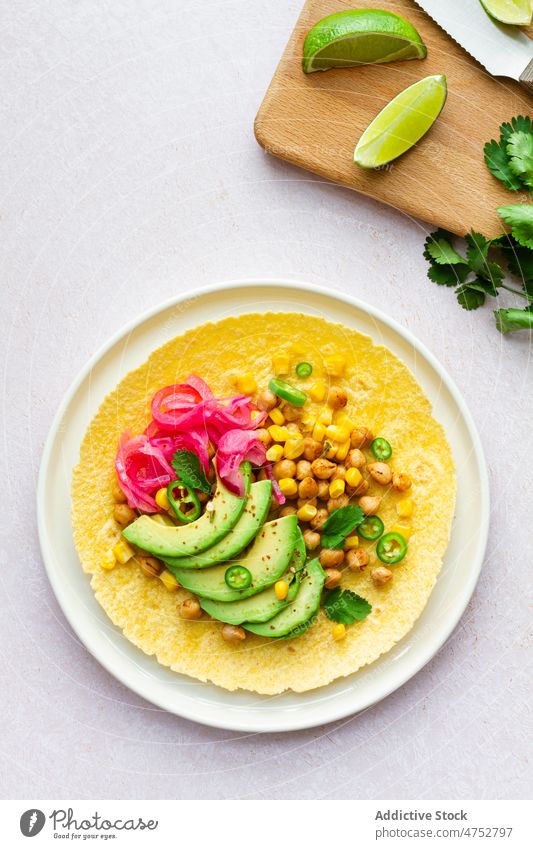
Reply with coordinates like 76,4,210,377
318,407,333,426
324,441,337,459
284,437,305,460
266,444,284,462
268,424,290,442
268,407,285,426
235,373,257,395
336,439,351,462
329,478,346,498
159,569,180,592
345,467,363,488
112,539,135,564
278,478,298,497
274,580,289,600
325,424,351,443
397,498,413,518
297,503,318,522
155,487,170,510
312,422,326,442
325,354,346,378
332,623,346,641
390,523,412,540
101,552,117,571
344,534,359,549
309,380,327,402
272,354,290,375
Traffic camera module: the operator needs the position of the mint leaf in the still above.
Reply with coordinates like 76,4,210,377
456,285,485,310
494,308,533,334
171,449,211,494
507,131,533,188
321,505,364,549
498,204,533,250
424,230,467,265
484,138,523,191
323,588,372,625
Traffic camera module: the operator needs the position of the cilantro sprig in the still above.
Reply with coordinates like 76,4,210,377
321,505,364,549
323,588,372,625
171,449,211,494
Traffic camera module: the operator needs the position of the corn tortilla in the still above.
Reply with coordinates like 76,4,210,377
72,313,455,694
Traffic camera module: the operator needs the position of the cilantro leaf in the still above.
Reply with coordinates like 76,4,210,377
171,449,211,494
498,204,533,250
494,308,533,334
465,230,491,272
323,588,372,625
499,236,533,281
483,138,523,191
427,263,469,286
507,131,533,189
424,229,467,265
456,285,485,310
321,505,364,549
500,115,533,145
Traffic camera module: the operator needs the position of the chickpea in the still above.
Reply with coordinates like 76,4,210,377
346,549,370,571
303,436,322,461
324,568,343,589
221,624,246,643
138,556,163,578
255,428,272,448
332,464,346,481
349,478,369,497
347,448,366,469
257,468,268,482
112,482,127,503
297,497,317,509
179,598,202,620
317,480,330,500
286,422,301,433
273,459,296,480
368,462,392,486
257,388,277,411
295,459,313,480
372,566,393,586
303,529,321,551
310,507,329,530
319,548,345,569
283,404,302,422
350,426,374,448
113,503,136,525
327,386,348,409
279,504,297,517
327,495,349,513
359,495,381,515
393,472,412,492
198,491,209,504
311,458,336,479
298,476,318,500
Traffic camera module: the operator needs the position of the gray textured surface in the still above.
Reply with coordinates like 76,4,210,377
1,0,531,800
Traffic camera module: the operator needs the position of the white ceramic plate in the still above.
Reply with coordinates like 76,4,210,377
38,281,489,732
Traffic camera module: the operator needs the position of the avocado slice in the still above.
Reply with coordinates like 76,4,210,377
199,529,305,624
122,464,251,558
168,514,298,601
162,480,272,569
243,557,326,638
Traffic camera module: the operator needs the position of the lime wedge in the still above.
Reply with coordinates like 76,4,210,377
479,0,532,25
354,74,447,168
302,9,427,73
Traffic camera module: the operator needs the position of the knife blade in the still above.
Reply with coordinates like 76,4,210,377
414,0,533,89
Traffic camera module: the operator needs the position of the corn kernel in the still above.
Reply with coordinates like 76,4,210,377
345,467,363,488
235,373,257,395
290,341,307,356
278,478,298,497
325,441,337,459
284,437,305,460
101,552,117,571
329,478,346,498
266,444,284,462
155,487,170,510
332,623,346,641
336,439,351,461
325,355,346,378
318,408,333,426
274,579,289,600
112,539,135,564
390,524,412,540
159,569,180,592
251,409,262,422
312,422,326,442
325,424,351,443
344,535,359,549
397,498,413,518
309,380,327,402
297,503,318,522
268,424,289,442
272,354,290,375
269,407,285,426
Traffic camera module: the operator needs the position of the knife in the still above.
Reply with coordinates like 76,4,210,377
414,0,533,92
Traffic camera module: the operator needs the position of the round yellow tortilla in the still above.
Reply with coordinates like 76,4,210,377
72,313,455,694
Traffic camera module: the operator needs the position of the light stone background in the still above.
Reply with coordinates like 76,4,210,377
1,0,531,800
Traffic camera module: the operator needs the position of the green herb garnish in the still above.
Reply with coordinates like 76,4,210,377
323,588,372,625
171,449,211,494
321,505,364,549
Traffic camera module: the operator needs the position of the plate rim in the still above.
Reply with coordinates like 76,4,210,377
37,278,490,732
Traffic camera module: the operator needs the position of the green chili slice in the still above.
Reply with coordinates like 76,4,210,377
167,481,201,523
295,362,313,378
224,565,253,590
358,515,385,541
376,532,407,565
268,378,307,407
371,437,392,461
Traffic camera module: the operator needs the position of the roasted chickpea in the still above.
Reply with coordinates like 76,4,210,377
327,495,349,513
279,504,297,517
298,476,318,500
346,549,370,571
255,428,272,448
138,556,163,578
317,480,330,500
324,568,343,589
347,448,366,469
297,497,317,509
303,436,322,461
257,468,268,482
273,459,296,480
319,548,345,569
179,598,202,620
393,472,412,492
221,624,246,643
368,462,392,486
372,567,393,586
257,389,277,411
113,503,136,525
311,457,337,479
310,507,329,530
327,386,348,409
112,482,127,503
295,459,313,480
349,478,369,497
285,422,301,433
303,529,321,551
350,426,374,448
283,404,302,422
332,464,346,481
198,491,209,504
359,495,381,515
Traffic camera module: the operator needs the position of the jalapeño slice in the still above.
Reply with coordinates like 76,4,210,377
358,515,385,541
224,565,253,590
376,532,407,565
268,378,307,407
167,482,202,523
295,361,313,378
371,437,392,461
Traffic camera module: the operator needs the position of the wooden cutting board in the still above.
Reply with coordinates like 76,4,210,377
254,0,533,236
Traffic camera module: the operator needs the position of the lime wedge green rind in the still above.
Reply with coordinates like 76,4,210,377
302,10,427,73
479,0,532,25
354,74,447,169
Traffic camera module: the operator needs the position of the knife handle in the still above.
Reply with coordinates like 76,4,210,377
520,59,533,94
